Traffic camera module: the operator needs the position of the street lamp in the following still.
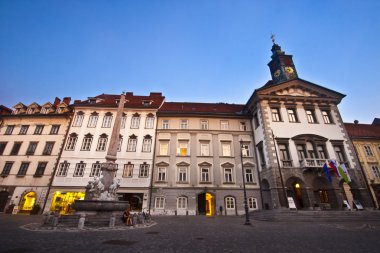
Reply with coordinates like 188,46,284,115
240,139,251,225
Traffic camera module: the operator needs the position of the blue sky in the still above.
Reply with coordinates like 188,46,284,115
0,0,379,123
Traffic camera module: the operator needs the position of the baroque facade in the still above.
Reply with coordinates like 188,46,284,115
244,42,373,210
345,119,380,209
150,102,260,215
45,93,165,214
0,98,72,213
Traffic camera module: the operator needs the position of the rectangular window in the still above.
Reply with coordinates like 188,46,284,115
72,114,84,127
34,125,44,135
50,125,60,135
180,119,188,129
66,136,78,150
200,143,210,156
81,136,93,151
131,116,140,129
364,145,374,156
0,142,7,155
26,142,38,155
248,198,257,210
90,163,101,177
372,165,380,178
333,145,347,164
117,138,123,152
87,115,98,128
5,125,15,135
200,167,210,182
177,197,187,209
145,116,155,129
287,108,298,122
41,107,50,114
258,145,266,167
121,116,127,129
1,162,13,176
279,144,290,161
139,164,149,177
224,168,233,183
142,138,152,152
10,142,22,155
56,162,69,177
17,162,30,176
178,142,188,156
96,137,108,151
127,138,137,152
155,197,165,209
34,162,47,177
297,145,306,159
42,142,55,155
159,142,169,156
222,142,231,156
19,125,29,135
253,113,260,128
306,109,317,123
157,167,166,181
240,122,247,131
245,168,254,183
178,167,187,182
200,120,208,130
220,120,229,130
322,110,332,124
74,163,86,177
123,163,134,178
162,120,169,129
226,197,235,209
241,143,250,157
317,145,327,159
102,115,113,128
271,108,281,122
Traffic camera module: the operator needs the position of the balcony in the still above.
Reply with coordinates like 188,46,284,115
300,158,327,168
281,160,293,168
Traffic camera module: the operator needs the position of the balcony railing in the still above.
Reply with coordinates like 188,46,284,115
300,158,327,168
281,160,293,168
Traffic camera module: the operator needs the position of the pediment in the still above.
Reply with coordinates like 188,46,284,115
156,161,170,167
243,162,255,167
13,102,27,109
221,162,234,167
27,102,41,108
257,79,345,101
198,161,212,166
176,161,190,166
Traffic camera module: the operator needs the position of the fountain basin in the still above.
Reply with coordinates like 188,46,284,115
73,200,129,212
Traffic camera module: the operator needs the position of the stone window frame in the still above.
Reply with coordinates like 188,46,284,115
56,161,70,177
72,111,84,127
73,161,86,177
34,125,44,135
87,112,99,128
90,161,101,177
17,162,30,176
65,133,78,151
177,196,188,209
154,196,165,209
123,162,134,178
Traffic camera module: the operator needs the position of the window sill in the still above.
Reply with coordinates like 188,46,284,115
155,181,167,183
199,181,212,184
176,181,189,184
223,182,235,185
16,175,26,177
33,174,43,178
157,155,170,157
1,174,9,178
176,155,190,157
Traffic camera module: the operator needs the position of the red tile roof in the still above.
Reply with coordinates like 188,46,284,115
344,123,380,139
0,105,12,115
159,102,246,115
73,92,165,109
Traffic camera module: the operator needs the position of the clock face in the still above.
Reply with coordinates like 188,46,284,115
285,66,294,74
274,69,281,78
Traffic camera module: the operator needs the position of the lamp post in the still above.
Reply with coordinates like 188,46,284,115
240,139,251,225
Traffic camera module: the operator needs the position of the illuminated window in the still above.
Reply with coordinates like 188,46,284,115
159,142,169,156
123,163,134,178
225,197,235,209
241,143,250,157
178,142,189,156
155,197,165,209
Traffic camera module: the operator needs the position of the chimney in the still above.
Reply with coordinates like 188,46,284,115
53,97,61,106
74,100,81,104
354,120,359,124
150,92,162,97
125,92,133,96
63,97,71,105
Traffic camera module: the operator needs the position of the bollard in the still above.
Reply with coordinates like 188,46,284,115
109,215,115,228
52,213,59,227
78,214,86,229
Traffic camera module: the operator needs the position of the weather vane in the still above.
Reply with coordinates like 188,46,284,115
271,33,276,44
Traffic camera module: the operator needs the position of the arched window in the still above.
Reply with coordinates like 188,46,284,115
65,133,78,150
96,134,108,151
142,135,152,152
72,111,84,127
88,112,99,127
131,113,140,129
248,197,258,210
102,112,113,128
225,196,235,209
145,113,155,129
81,133,93,151
177,196,188,209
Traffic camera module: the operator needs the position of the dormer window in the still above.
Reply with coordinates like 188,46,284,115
88,98,97,104
142,100,152,107
26,108,35,114
12,109,20,115
41,107,50,114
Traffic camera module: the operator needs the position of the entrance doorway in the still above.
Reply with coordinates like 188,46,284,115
118,193,143,211
0,191,9,212
19,192,36,213
293,183,304,209
197,192,214,216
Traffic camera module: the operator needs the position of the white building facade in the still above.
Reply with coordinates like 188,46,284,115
45,92,165,214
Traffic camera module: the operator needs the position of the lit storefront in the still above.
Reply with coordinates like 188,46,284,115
50,191,85,214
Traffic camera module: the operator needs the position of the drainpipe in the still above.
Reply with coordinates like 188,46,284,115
148,115,159,214
271,130,288,208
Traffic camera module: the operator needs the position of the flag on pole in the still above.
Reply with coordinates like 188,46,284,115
340,163,352,182
323,163,332,182
337,165,350,183
328,160,341,177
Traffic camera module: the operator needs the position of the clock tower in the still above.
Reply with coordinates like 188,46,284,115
267,39,298,84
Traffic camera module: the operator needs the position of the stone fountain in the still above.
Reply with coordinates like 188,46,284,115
70,93,129,227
